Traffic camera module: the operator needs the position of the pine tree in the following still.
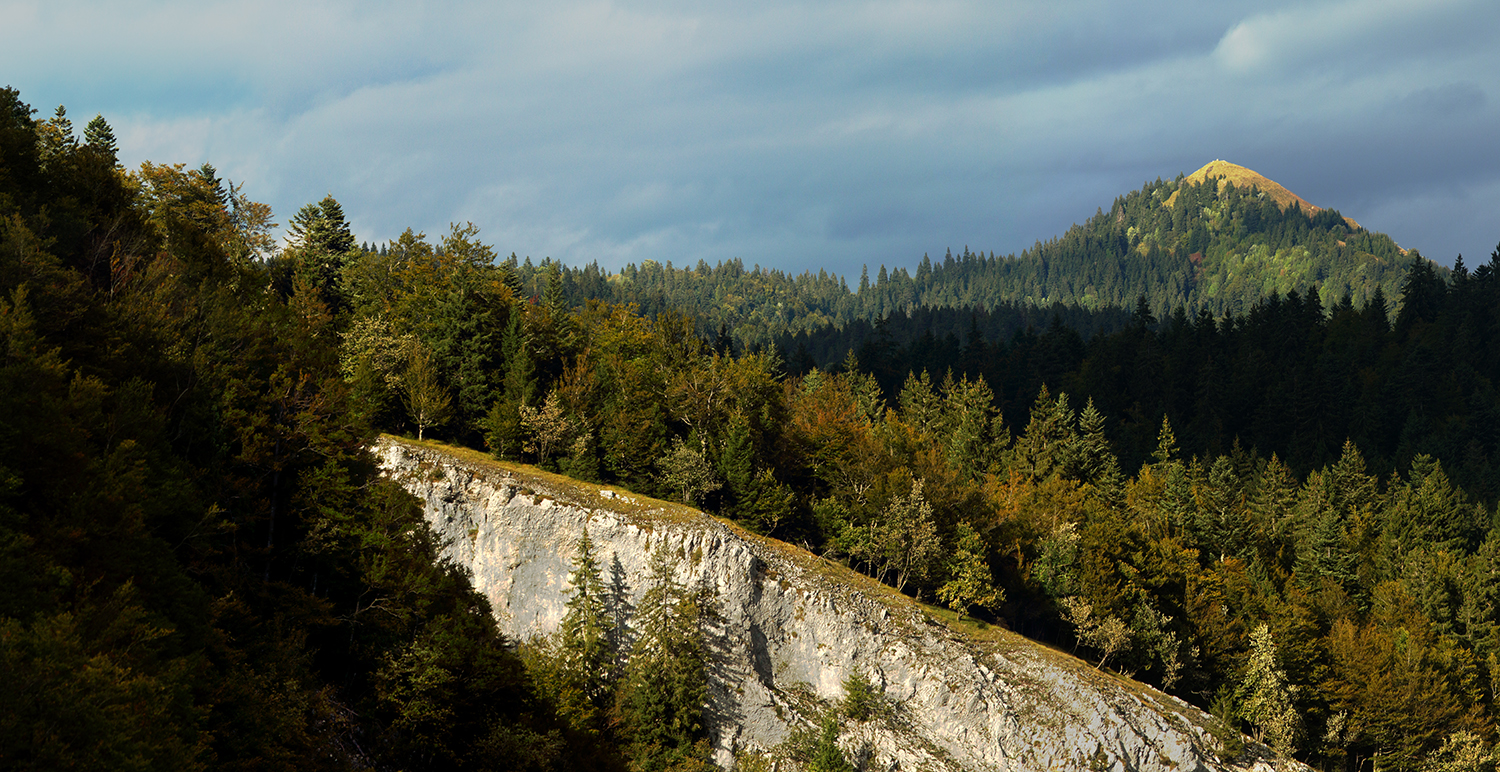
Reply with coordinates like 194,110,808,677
284,195,357,310
1009,386,1077,482
1073,398,1118,483
720,413,758,516
941,372,1002,480
897,369,943,436
1197,455,1248,561
841,671,883,722
1249,455,1299,571
1395,256,1445,337
719,413,794,533
36,105,76,168
841,350,885,425
1151,414,1180,466
485,312,536,459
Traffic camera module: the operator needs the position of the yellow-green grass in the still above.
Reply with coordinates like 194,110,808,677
1164,159,1361,231
380,433,703,525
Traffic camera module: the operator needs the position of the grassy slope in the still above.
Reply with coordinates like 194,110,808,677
1165,159,1364,232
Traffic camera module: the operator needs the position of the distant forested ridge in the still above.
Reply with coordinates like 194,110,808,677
477,160,1426,347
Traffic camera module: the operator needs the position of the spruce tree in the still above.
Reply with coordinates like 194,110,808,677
556,530,612,731
941,372,1001,480
720,413,758,521
621,545,710,770
1009,386,1077,483
484,313,535,459
82,114,117,161
1073,398,1118,483
897,369,942,436
808,714,854,772
1197,455,1247,561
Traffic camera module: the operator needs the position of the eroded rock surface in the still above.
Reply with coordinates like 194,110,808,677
377,438,1293,772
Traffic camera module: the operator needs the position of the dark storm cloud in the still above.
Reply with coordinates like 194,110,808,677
5,0,1497,277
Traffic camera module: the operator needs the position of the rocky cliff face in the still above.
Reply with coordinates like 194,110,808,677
376,438,1291,772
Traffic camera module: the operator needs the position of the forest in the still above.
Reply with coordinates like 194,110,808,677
470,168,1420,350
774,258,1499,501
5,85,1500,772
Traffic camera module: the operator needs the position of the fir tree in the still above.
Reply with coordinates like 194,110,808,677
485,311,536,459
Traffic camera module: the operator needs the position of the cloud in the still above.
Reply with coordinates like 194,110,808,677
1214,0,1475,75
8,0,1499,275
1401,82,1487,117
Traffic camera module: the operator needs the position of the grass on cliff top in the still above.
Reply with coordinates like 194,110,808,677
380,435,1157,688
383,437,924,609
380,434,706,526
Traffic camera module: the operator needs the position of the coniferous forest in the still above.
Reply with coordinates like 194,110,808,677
488,165,1419,351
6,87,1500,771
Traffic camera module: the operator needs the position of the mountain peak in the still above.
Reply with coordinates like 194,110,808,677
1167,159,1361,231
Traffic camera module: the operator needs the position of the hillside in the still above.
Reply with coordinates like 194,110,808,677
500,160,1427,347
1164,160,1361,231
378,436,1290,772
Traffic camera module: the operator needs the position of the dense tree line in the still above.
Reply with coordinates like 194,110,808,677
0,89,607,770
778,258,1500,504
772,303,1133,379
473,172,1420,348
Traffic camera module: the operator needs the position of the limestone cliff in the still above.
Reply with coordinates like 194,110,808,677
376,437,1293,772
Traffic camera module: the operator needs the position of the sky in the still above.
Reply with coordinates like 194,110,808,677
4,0,1498,277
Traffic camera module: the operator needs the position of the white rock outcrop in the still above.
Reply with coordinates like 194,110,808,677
377,438,1293,772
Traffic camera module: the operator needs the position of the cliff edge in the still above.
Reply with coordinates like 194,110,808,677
376,436,1293,772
